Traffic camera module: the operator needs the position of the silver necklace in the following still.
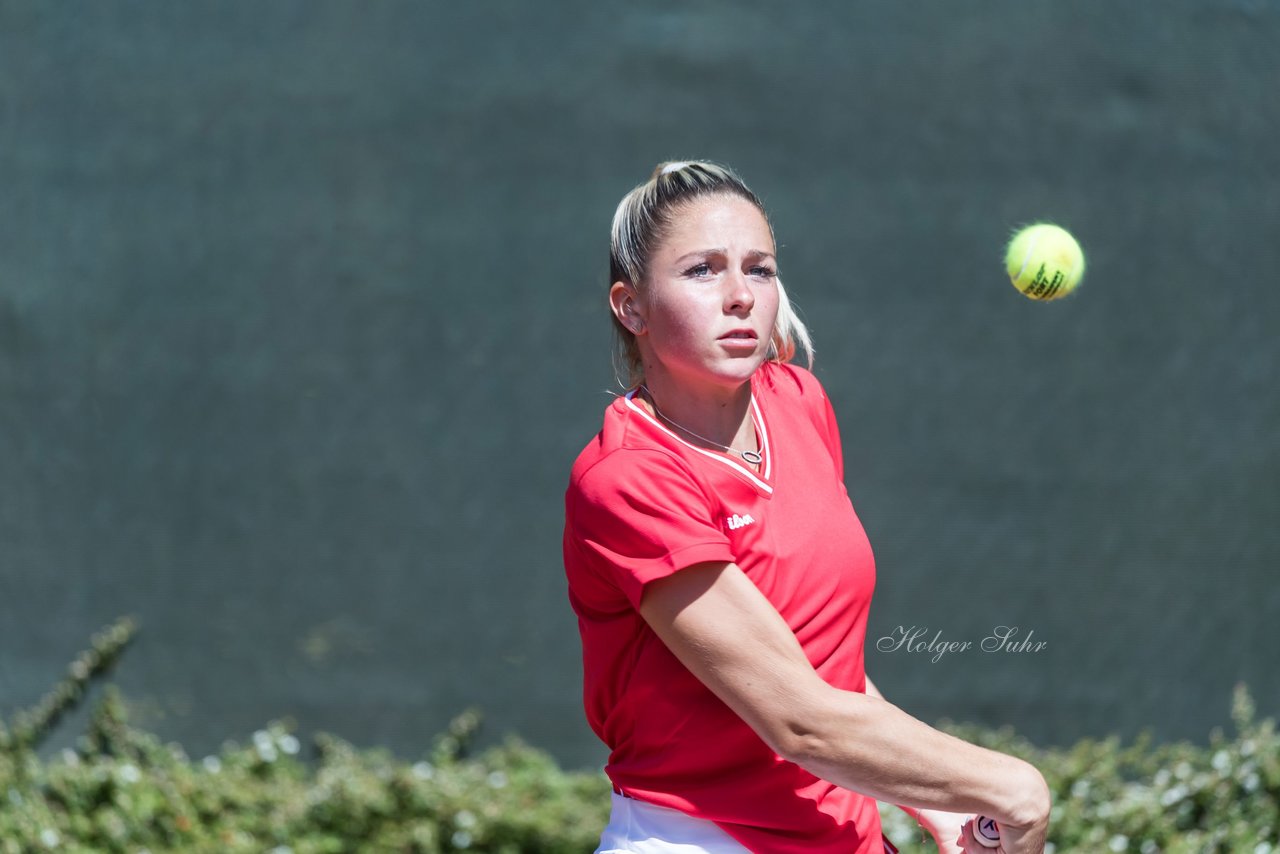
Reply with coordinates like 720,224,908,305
639,386,764,466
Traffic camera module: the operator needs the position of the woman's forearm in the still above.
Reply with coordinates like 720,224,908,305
776,686,1049,830
861,675,978,844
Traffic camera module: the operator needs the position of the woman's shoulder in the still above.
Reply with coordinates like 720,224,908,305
567,395,698,496
755,360,829,403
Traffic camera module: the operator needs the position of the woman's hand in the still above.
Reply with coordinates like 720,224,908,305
956,810,1049,854
914,807,969,853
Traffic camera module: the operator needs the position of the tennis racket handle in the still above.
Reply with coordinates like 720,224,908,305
973,815,1000,847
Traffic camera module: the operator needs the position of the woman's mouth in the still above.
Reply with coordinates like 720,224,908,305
718,329,759,351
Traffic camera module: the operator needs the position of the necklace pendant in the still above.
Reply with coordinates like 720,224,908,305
740,450,764,465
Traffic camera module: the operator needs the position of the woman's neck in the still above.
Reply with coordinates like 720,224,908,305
636,373,756,455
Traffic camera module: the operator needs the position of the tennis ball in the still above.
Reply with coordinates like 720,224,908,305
1005,223,1085,301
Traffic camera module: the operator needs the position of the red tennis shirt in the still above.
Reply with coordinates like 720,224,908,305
563,361,884,853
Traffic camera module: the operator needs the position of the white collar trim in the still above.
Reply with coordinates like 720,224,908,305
623,390,773,494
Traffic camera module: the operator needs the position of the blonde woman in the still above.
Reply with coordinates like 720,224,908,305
563,161,1049,854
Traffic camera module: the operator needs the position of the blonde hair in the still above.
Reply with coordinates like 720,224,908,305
609,160,814,388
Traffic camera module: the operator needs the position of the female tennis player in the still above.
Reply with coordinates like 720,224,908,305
562,161,1050,854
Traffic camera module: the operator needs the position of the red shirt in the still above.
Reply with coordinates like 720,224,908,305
563,362,883,853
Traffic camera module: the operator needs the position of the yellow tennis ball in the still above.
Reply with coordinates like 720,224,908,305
1005,223,1085,301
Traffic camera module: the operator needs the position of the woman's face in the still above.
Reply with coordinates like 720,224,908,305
630,194,780,394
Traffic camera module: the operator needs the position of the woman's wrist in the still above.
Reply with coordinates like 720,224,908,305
916,807,968,831
999,762,1052,830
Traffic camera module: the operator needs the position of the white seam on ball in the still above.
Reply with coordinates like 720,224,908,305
1015,231,1041,283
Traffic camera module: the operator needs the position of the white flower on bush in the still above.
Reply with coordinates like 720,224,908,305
487,771,508,789
455,810,477,829
451,831,473,849
411,761,434,780
202,756,222,774
305,785,333,806
1174,761,1192,780
117,763,141,784
253,730,278,762
279,734,301,755
1141,842,1159,854
1160,784,1189,807
1109,834,1128,852
1211,749,1231,773
39,828,60,847
1153,768,1170,787
1070,779,1091,799
1120,782,1148,807
61,749,79,767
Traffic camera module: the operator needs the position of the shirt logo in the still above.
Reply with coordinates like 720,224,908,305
726,513,755,531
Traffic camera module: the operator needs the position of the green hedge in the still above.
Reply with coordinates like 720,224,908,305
881,689,1279,853
2,619,1276,852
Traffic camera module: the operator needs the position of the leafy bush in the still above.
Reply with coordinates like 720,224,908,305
880,687,1279,852
3,619,1277,852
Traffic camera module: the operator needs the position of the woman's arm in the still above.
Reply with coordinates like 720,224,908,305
866,675,977,853
639,561,1049,853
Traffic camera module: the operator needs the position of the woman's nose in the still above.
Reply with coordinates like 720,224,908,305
725,271,755,312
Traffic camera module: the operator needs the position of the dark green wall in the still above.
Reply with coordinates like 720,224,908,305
2,1,1276,769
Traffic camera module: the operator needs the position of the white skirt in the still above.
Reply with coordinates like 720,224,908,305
595,792,750,853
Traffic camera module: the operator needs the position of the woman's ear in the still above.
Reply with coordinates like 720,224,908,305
609,281,646,334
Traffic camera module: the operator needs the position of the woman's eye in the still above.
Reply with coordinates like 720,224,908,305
684,263,713,278
750,266,777,279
